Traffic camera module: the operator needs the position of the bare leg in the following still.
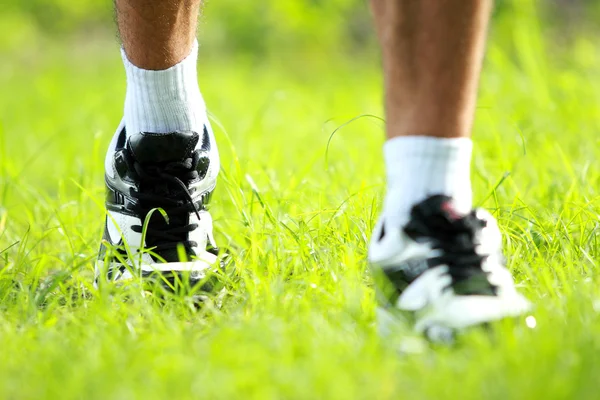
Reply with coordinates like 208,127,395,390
98,0,220,283
371,0,493,138
115,0,201,70
114,0,208,136
366,0,494,228
368,1,531,337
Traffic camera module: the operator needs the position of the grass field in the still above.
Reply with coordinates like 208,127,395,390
3,6,600,399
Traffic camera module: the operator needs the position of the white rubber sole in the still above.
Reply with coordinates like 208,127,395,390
378,291,532,343
94,251,218,285
413,291,532,333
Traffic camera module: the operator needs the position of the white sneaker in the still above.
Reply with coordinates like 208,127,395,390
369,195,531,341
95,120,220,289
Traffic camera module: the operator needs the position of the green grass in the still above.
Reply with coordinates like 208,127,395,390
3,8,600,399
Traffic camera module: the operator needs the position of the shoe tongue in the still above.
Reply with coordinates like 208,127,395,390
410,195,464,222
405,195,468,240
127,131,199,164
438,199,464,221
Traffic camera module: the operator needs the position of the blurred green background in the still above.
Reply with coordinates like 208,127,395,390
2,0,600,56
4,0,375,55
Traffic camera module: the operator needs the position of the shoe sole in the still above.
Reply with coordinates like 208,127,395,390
94,250,221,290
378,292,533,344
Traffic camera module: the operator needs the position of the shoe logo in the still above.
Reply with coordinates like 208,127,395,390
400,258,431,281
385,258,431,285
105,122,127,179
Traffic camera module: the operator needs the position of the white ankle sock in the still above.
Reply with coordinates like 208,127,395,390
382,136,473,227
122,39,206,135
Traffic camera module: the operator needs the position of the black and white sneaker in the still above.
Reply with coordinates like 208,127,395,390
95,120,220,288
369,195,531,341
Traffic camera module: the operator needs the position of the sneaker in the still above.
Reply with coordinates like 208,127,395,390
95,120,220,288
369,195,531,341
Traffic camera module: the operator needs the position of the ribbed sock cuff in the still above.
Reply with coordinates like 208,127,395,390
383,136,473,226
122,40,206,135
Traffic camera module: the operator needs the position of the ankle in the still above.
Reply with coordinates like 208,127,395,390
122,39,207,136
382,136,473,227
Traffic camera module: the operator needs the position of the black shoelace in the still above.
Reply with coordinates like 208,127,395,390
128,154,203,260
404,197,496,294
